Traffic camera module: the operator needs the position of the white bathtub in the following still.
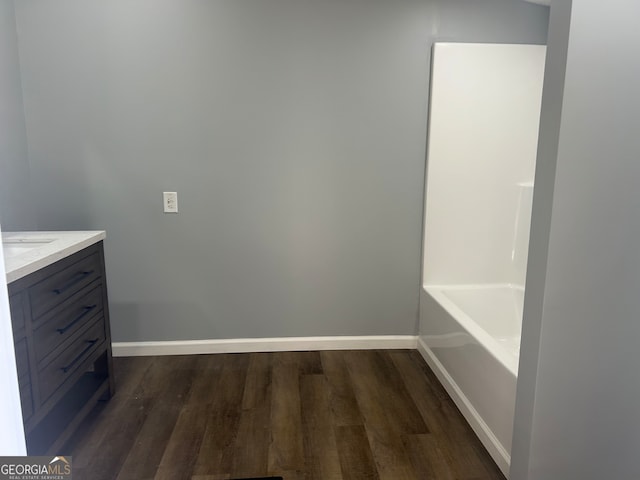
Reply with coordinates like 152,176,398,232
418,284,522,477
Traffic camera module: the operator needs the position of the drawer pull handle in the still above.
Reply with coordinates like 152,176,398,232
56,305,98,334
52,270,95,295
61,338,99,373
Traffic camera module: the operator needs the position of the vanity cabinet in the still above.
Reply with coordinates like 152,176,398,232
8,240,115,454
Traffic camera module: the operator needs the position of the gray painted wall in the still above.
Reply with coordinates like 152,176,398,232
510,1,570,477
0,0,35,231
12,0,548,342
512,0,640,478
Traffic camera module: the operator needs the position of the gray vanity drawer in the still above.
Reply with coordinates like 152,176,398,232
29,250,101,321
33,283,104,366
37,319,106,404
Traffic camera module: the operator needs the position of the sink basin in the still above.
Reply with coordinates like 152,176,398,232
3,239,55,258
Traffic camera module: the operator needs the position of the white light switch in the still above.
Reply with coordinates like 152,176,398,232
163,192,178,213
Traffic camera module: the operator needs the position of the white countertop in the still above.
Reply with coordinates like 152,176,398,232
2,231,106,283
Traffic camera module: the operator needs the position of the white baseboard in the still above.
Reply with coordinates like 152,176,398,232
112,335,418,357
416,338,511,478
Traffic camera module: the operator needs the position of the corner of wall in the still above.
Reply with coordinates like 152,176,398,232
0,0,36,231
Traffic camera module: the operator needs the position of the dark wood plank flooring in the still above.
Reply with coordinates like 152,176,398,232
63,350,505,480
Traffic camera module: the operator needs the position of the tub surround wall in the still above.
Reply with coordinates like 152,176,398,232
422,43,545,288
419,43,546,476
511,182,534,287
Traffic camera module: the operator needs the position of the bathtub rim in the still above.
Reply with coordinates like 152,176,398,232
423,283,520,377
